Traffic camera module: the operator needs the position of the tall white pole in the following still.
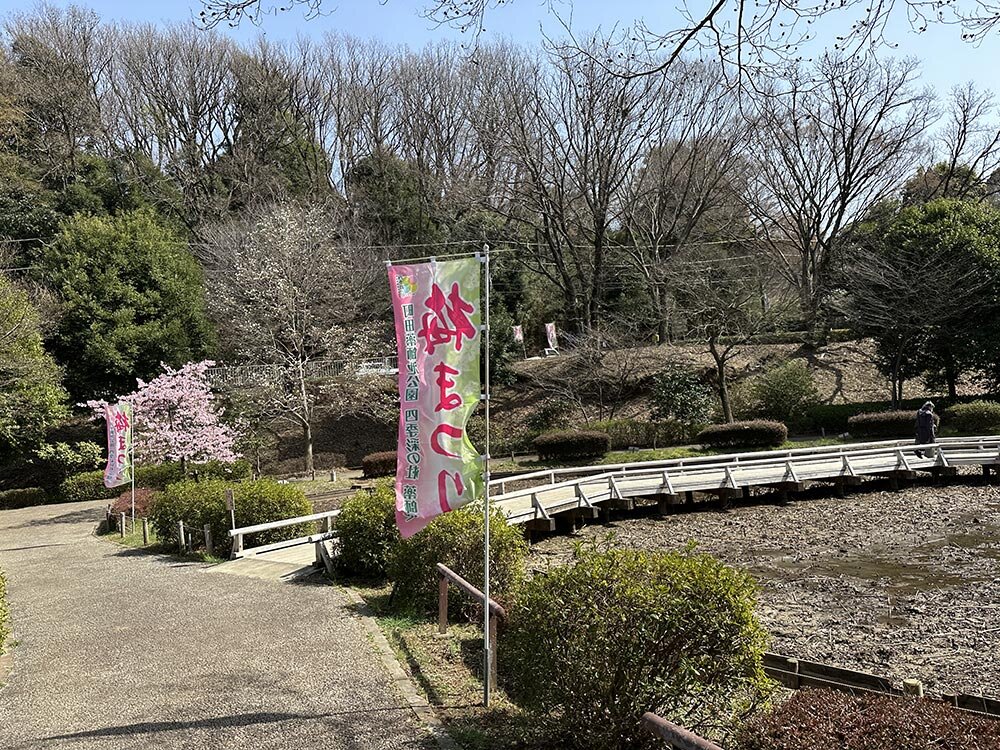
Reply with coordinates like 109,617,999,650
130,402,136,529
482,243,492,708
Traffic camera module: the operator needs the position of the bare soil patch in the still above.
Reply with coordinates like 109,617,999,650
530,475,1000,697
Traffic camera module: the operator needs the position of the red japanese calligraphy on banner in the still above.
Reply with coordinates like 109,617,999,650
388,258,483,537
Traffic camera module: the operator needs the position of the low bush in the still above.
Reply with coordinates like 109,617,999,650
388,504,527,615
31,440,103,492
57,460,253,504
944,400,1000,434
362,451,396,479
590,419,690,451
533,431,610,461
504,546,771,749
743,361,820,429
110,488,159,519
335,481,399,579
738,688,1000,750
805,396,987,433
58,471,120,504
847,410,938,438
0,487,49,510
697,420,788,449
0,569,9,657
150,478,312,552
650,364,715,428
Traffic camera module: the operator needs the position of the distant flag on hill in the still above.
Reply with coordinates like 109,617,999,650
545,322,558,350
103,402,134,489
512,324,523,343
387,257,484,538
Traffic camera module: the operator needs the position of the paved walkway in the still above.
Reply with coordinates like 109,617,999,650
0,500,429,750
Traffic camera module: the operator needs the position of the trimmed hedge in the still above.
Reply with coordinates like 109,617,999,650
590,419,690,450
0,487,49,510
738,688,1000,750
362,451,396,479
335,481,399,579
696,420,788,449
847,410,939,438
388,504,527,616
149,478,312,553
533,431,611,461
944,400,1000,433
0,569,9,658
57,460,252,504
805,396,993,433
504,547,770,749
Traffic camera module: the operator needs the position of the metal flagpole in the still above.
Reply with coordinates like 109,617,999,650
130,402,136,529
482,243,492,708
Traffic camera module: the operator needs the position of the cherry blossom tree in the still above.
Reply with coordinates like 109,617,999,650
87,360,239,468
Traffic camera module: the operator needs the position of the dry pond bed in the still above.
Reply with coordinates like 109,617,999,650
529,474,1000,698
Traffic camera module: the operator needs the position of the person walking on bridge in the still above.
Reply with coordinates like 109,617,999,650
915,401,937,457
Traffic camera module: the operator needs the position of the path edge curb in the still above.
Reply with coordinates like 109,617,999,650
338,584,461,750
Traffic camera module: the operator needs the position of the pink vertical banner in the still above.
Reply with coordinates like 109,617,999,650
545,322,558,350
103,402,134,488
388,258,484,538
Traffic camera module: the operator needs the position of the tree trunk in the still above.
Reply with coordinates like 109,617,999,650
710,340,733,423
652,285,668,344
303,422,314,478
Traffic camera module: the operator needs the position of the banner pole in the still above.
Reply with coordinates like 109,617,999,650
130,402,136,529
482,243,492,708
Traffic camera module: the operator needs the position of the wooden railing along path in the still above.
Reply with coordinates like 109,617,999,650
228,509,340,559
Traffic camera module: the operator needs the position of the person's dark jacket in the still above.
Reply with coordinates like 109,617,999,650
916,408,937,444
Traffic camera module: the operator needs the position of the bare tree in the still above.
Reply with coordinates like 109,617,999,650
838,237,989,406
197,1,1000,86
745,54,934,323
670,251,790,423
201,202,386,475
619,60,750,342
493,43,662,332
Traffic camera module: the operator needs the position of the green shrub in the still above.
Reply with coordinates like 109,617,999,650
388,504,527,615
743,361,820,429
524,399,573,434
504,546,771,749
150,478,313,553
31,440,103,491
336,481,399,579
944,400,1000,433
0,569,9,658
58,470,119,504
362,451,396,478
590,419,689,451
533,431,610,461
0,487,50,510
697,421,788,449
650,364,715,428
737,688,1000,750
805,396,977,433
847,410,938,438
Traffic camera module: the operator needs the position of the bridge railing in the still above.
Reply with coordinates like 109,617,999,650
228,509,340,559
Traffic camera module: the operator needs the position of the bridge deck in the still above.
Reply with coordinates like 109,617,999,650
208,543,321,581
493,436,1000,526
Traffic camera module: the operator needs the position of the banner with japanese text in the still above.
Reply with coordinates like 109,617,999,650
512,325,523,343
545,322,558,350
103,402,134,489
388,258,483,537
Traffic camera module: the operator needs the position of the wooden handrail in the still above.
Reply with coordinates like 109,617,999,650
436,562,506,693
436,563,506,619
228,508,341,538
640,713,724,750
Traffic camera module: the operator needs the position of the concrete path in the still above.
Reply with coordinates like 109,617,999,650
0,500,429,750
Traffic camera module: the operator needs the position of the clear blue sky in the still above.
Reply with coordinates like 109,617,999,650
2,0,999,94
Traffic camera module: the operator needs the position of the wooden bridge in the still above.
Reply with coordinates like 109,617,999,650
490,436,1000,530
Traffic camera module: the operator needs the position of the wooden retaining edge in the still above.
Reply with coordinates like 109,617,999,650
763,653,1000,716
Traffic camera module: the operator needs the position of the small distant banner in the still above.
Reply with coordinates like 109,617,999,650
512,324,524,343
545,322,558,350
388,258,484,538
103,402,134,488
